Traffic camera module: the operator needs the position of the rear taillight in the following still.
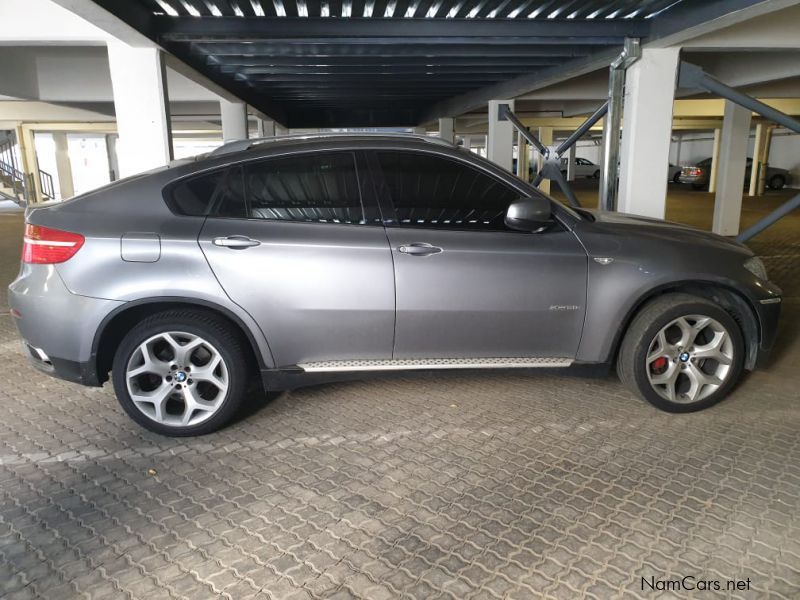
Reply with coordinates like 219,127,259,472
22,224,85,264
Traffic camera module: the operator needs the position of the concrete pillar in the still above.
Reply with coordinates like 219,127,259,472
674,134,682,166
16,125,42,202
462,135,471,150
748,123,763,197
220,100,248,142
53,132,74,199
713,100,752,236
757,126,773,195
275,123,289,136
438,117,455,143
257,119,275,138
488,99,515,172
107,43,173,178
106,134,120,181
566,144,576,182
412,127,426,135
516,130,529,182
708,128,721,194
537,126,553,194
617,47,680,218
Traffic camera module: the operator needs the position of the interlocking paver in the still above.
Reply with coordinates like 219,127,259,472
1,193,800,599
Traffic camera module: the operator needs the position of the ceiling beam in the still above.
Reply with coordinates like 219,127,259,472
153,16,650,41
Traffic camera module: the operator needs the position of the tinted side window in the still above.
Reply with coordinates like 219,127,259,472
245,152,366,224
375,151,520,231
167,167,246,219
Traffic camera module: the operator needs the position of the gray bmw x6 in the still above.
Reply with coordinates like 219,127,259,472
9,134,782,436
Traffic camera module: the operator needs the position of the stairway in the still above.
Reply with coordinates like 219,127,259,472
0,131,56,206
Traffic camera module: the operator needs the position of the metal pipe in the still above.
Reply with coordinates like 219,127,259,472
736,192,800,242
599,69,624,211
555,101,608,156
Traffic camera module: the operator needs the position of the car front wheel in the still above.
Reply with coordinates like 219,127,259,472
112,310,250,436
617,293,745,413
769,175,786,190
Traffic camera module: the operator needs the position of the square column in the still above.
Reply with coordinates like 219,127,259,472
748,123,764,197
566,144,576,182
438,117,455,143
537,126,553,194
257,119,275,138
53,132,74,199
708,128,721,194
488,99,514,172
617,48,680,218
220,100,248,142
107,43,173,178
713,100,751,236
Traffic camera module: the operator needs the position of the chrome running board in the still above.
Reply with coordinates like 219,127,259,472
297,357,573,373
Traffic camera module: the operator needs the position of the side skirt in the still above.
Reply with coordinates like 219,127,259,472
261,357,575,391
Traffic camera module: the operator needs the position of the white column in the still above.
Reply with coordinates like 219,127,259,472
713,100,751,236
748,123,763,197
757,126,773,195
107,43,173,178
462,135,471,150
566,144,576,182
412,126,426,135
438,117,455,143
537,126,553,194
53,132,74,199
220,100,248,142
257,119,275,137
275,123,289,136
617,47,680,218
488,99,515,172
708,128,721,194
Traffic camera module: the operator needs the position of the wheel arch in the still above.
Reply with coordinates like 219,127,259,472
91,297,270,385
610,281,761,370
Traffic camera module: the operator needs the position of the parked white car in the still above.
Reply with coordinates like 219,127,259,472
560,157,600,178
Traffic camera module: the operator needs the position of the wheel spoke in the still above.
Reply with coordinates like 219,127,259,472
692,331,732,365
130,382,174,423
647,330,672,363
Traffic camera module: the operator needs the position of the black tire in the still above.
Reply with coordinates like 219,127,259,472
672,171,681,184
769,175,785,190
617,293,745,413
112,309,251,436
593,170,600,179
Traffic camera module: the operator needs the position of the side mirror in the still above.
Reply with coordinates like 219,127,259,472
504,196,552,232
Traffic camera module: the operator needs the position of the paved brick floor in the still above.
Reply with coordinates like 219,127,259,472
1,187,799,599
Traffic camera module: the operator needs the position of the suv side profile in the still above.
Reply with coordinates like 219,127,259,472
9,135,781,436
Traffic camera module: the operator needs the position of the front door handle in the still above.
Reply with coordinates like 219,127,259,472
398,243,443,256
212,235,261,249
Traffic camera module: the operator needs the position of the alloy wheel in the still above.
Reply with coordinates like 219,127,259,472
646,315,734,403
125,331,229,427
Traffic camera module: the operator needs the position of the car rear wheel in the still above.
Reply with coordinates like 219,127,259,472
593,169,600,179
672,171,681,184
112,310,250,436
769,175,786,190
617,294,745,413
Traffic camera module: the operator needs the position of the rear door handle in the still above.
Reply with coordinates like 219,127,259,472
398,243,443,256
212,235,261,249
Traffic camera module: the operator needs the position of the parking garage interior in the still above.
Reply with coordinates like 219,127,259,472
1,0,799,598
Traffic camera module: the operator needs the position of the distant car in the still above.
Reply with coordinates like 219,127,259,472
680,158,790,190
560,157,600,178
668,164,682,183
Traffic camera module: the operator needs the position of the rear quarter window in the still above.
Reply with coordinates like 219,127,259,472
165,167,246,218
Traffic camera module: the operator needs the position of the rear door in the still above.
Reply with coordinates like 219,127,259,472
370,150,588,360
196,151,395,367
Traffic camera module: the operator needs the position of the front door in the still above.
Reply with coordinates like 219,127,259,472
197,151,395,367
371,150,588,359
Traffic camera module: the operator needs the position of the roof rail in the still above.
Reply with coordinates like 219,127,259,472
208,132,454,157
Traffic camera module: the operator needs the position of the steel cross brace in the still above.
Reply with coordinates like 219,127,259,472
679,61,800,242
498,102,609,209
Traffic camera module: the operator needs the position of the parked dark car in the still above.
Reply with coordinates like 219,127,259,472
680,157,790,190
